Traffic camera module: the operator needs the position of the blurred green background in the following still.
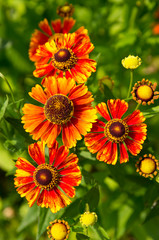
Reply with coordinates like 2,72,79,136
1,0,159,239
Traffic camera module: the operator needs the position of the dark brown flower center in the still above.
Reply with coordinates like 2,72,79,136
109,122,125,137
36,169,52,186
44,94,74,125
54,49,71,62
33,164,59,190
104,119,129,143
53,48,77,71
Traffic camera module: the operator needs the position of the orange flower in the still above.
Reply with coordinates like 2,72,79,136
29,18,88,63
33,32,96,84
152,23,159,35
14,141,82,213
85,99,147,164
22,76,97,148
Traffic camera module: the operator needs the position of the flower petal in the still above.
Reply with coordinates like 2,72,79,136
39,18,52,36
58,153,79,169
26,187,41,207
49,141,59,165
62,121,82,148
91,119,105,132
14,176,34,187
124,110,145,125
128,131,147,144
97,141,118,165
125,138,142,155
85,133,107,154
107,99,128,119
33,63,55,78
28,141,45,165
15,157,35,172
58,181,75,198
96,102,111,121
29,84,47,104
119,142,129,163
41,124,61,148
54,146,69,168
16,182,36,197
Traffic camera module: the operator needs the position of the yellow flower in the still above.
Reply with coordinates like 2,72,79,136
131,79,159,105
80,211,98,227
57,3,74,18
47,219,70,240
122,55,141,69
136,154,159,178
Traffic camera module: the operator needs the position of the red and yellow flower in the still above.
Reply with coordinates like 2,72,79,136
22,76,97,148
85,99,147,164
29,18,88,63
14,141,82,213
33,32,96,84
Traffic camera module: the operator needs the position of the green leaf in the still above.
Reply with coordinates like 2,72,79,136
93,224,110,240
4,140,19,153
144,201,159,223
94,53,101,63
62,198,82,218
36,207,65,240
17,204,38,232
76,233,90,240
82,170,97,186
0,96,8,121
79,185,100,213
5,117,32,140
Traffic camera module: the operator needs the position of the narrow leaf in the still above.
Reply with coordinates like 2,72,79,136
0,96,9,121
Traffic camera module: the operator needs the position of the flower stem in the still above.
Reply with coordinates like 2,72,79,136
135,102,140,110
84,226,89,236
85,203,90,212
127,70,133,99
0,72,15,103
36,207,40,240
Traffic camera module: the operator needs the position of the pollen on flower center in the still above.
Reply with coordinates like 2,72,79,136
60,5,71,13
54,49,71,62
47,219,70,240
104,119,129,143
44,94,74,125
136,85,153,101
122,55,141,69
33,164,59,190
53,48,77,71
51,223,67,240
140,158,156,174
136,154,159,178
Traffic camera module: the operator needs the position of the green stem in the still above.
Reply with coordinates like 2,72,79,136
129,6,138,30
123,96,133,101
0,72,15,103
85,203,90,212
135,102,140,110
36,207,40,240
84,226,89,236
127,70,133,99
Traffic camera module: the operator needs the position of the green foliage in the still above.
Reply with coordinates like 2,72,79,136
1,0,159,240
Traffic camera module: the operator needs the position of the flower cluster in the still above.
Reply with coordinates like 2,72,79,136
12,2,159,239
